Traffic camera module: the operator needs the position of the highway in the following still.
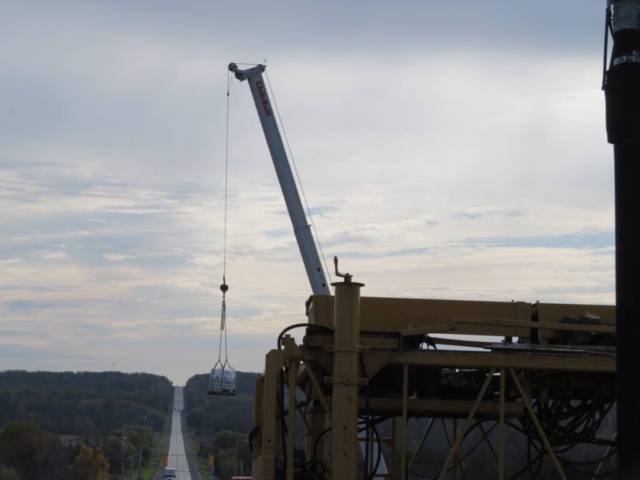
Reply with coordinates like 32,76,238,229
168,387,193,480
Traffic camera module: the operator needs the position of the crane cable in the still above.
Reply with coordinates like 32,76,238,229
216,71,232,369
264,70,334,290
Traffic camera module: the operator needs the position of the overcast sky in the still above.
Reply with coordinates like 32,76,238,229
0,1,614,385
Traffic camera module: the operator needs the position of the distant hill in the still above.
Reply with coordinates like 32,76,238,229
184,372,258,436
0,370,173,435
0,370,175,479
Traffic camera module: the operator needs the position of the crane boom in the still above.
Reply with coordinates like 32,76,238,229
229,63,330,296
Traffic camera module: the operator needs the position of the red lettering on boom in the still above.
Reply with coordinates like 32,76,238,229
255,81,273,117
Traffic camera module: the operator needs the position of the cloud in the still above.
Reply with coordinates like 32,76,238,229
0,258,22,265
43,252,69,259
0,1,615,384
467,232,615,249
451,206,523,221
102,253,136,262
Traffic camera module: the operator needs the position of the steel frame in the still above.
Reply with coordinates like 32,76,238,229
250,294,616,480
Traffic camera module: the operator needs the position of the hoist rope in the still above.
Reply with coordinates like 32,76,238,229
223,70,231,278
216,297,228,365
216,70,232,367
264,70,334,290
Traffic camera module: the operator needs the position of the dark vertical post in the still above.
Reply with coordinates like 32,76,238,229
604,1,640,478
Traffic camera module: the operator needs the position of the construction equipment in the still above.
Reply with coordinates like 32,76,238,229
230,28,620,476
228,63,330,297
248,289,615,480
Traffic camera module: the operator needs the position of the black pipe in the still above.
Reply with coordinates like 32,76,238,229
604,1,640,478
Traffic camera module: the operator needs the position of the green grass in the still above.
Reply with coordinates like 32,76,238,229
186,429,211,479
142,412,172,480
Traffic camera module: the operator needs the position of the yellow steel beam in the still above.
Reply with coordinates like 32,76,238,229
401,364,409,480
499,368,505,480
389,351,615,373
430,337,492,348
391,418,397,480
453,316,615,334
308,295,533,336
437,368,496,480
303,361,332,418
592,432,617,479
400,324,455,337
330,279,364,480
261,350,283,480
478,423,507,480
509,369,568,480
408,418,435,472
346,397,523,417
286,337,297,480
293,397,312,433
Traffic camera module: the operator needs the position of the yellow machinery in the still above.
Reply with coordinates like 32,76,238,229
227,62,617,480
249,260,615,480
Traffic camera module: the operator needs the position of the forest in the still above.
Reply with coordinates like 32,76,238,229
184,372,257,479
0,370,173,479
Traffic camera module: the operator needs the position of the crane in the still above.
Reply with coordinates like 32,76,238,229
228,3,635,471
228,63,331,296
229,62,390,478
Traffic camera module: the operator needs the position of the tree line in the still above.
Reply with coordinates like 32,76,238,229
183,372,257,479
0,370,174,479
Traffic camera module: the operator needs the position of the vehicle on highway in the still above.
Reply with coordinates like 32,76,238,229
163,467,177,479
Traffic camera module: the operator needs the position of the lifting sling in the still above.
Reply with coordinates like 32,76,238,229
208,278,236,396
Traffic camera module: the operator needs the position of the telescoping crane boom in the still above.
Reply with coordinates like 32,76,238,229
230,63,390,478
228,62,421,479
228,63,331,296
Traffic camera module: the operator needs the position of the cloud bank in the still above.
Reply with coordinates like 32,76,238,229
0,1,614,384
